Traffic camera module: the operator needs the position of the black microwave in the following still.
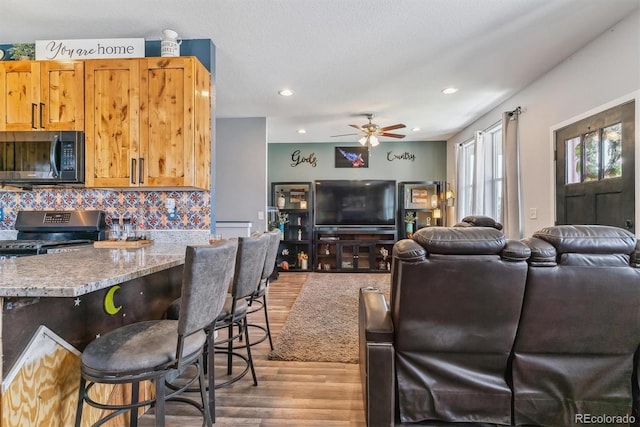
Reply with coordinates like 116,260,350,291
0,131,84,186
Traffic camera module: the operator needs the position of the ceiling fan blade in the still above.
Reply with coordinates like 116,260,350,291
380,132,406,138
331,132,360,137
349,124,363,131
380,123,406,132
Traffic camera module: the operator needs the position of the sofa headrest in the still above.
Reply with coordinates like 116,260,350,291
413,227,506,255
532,225,637,254
454,215,503,230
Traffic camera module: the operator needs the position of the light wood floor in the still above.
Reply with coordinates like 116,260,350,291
140,272,366,427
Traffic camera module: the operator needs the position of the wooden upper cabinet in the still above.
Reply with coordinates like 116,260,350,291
140,57,211,189
0,60,84,131
84,59,141,188
85,57,211,189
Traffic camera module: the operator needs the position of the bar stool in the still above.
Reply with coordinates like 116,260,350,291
74,240,238,427
246,229,281,349
213,233,269,388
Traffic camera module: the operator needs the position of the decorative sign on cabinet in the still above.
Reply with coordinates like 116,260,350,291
0,60,84,131
84,56,211,189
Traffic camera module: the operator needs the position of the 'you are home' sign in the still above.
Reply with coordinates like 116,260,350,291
36,38,145,60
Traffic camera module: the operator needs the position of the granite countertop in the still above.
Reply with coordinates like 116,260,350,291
0,243,192,298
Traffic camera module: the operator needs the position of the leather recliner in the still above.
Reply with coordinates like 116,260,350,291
512,225,640,426
359,226,531,426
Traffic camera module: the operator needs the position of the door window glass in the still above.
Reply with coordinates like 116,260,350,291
564,122,622,184
603,123,622,179
584,131,600,182
565,136,581,184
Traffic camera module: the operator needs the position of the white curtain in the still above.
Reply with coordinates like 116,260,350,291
472,130,485,214
501,110,523,239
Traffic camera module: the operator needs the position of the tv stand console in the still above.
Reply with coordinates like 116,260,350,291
314,228,396,273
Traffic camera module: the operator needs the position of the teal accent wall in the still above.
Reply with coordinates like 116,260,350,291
268,140,446,186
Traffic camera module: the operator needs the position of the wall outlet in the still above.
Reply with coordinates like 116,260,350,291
529,207,537,220
258,211,264,220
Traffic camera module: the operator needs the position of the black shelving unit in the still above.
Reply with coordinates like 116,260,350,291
398,181,445,239
314,229,396,273
271,182,313,272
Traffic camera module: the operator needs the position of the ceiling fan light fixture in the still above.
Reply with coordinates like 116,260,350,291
358,136,368,146
369,135,379,146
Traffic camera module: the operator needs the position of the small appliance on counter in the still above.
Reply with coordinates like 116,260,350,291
0,210,106,258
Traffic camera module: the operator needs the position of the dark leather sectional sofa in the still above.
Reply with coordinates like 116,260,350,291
359,220,640,426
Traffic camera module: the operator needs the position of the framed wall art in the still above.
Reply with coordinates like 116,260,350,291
335,146,368,168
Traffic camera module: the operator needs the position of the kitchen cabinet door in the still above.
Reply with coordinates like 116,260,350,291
0,60,83,131
85,57,210,189
84,59,141,187
140,57,210,189
40,61,85,130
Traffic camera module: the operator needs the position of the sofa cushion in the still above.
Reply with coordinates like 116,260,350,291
533,225,636,254
413,226,505,255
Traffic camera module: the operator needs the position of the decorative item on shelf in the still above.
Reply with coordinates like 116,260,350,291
278,212,289,240
379,247,389,270
277,190,286,209
433,208,442,220
430,194,439,209
297,217,301,226
446,184,456,207
426,216,432,226
9,43,35,60
300,200,308,209
325,244,330,255
298,252,309,270
404,211,416,238
160,29,182,57
297,228,302,240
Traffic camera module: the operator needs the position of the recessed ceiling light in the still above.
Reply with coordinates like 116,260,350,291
278,88,294,97
297,129,307,134
411,127,421,132
442,87,459,95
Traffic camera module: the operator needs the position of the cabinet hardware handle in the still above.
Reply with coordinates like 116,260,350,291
139,158,144,184
39,103,45,128
31,103,37,129
131,158,137,184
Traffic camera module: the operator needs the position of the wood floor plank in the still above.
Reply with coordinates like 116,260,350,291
139,272,367,426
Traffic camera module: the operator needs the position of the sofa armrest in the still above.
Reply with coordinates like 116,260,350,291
360,286,394,342
359,287,395,427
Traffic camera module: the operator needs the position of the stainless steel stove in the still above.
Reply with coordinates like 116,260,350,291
0,210,107,258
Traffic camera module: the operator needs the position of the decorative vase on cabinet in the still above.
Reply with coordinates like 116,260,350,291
277,191,286,210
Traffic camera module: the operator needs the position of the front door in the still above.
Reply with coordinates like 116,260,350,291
555,100,635,232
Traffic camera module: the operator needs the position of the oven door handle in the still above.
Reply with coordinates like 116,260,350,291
50,134,60,178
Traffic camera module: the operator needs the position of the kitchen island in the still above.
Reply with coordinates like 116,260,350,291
0,243,192,426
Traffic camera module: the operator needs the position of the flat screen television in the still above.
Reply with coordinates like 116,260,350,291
314,180,396,227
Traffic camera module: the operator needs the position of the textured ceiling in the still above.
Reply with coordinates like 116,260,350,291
1,0,638,143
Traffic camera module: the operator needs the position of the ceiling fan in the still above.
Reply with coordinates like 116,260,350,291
332,113,406,147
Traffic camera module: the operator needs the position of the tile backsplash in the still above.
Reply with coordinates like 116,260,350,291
0,188,210,231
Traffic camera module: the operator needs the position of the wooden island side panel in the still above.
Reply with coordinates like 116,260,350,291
0,267,182,426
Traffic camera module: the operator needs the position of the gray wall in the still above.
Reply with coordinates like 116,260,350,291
215,117,268,233
268,140,446,185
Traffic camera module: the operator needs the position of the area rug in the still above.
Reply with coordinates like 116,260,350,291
268,273,390,364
